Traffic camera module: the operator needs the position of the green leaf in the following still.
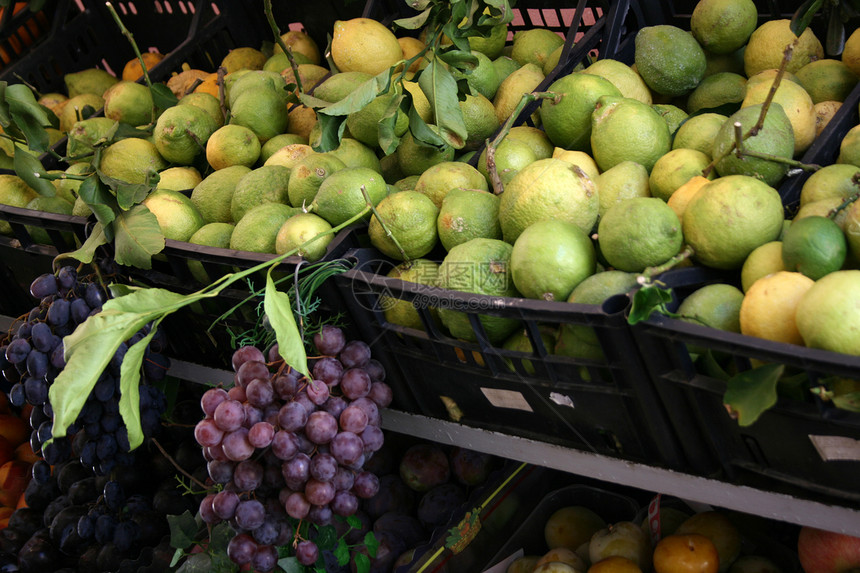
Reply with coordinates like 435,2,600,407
791,0,824,37
113,204,165,269
696,350,731,382
319,72,390,117
723,363,784,426
298,93,335,110
177,552,212,573
833,392,860,412
407,105,447,148
377,91,405,155
346,514,362,529
354,552,371,573
277,556,304,573
114,180,155,211
12,111,49,152
826,4,845,56
0,83,11,127
169,547,185,568
438,49,479,72
210,522,235,554
316,524,337,551
363,531,379,558
417,60,467,149
394,7,433,29
13,146,55,196
167,511,199,550
627,283,676,324
263,269,310,379
333,539,350,566
78,174,117,235
48,287,188,441
119,321,162,449
312,112,346,153
61,222,108,264
6,83,51,126
151,83,178,110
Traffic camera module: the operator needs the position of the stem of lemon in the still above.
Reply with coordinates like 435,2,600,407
829,190,860,219
360,184,409,261
638,245,695,283
104,1,156,122
264,0,303,95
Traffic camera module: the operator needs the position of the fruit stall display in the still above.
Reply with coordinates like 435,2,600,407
0,0,858,571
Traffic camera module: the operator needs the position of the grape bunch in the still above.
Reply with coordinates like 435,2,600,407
0,267,169,476
194,325,394,571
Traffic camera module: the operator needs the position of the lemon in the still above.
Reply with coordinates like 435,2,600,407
99,138,167,185
103,81,154,127
460,93,500,151
24,197,74,244
369,191,439,260
331,18,402,76
796,270,860,355
540,73,621,152
742,74,815,155
287,153,347,208
122,52,165,82
59,93,105,133
206,124,261,170
584,59,652,104
190,165,251,224
403,80,433,123
469,23,508,60
493,55,521,80
394,175,420,192
230,203,300,254
398,36,427,75
178,92,224,129
672,113,727,157
264,143,315,169
741,241,785,292
227,70,286,106
691,0,757,54
287,105,318,140
64,68,118,98
313,71,374,103
330,137,383,173
142,188,205,242
686,72,747,114
598,197,683,272
263,51,312,74
591,96,671,173
511,219,595,301
383,259,441,330
452,51,500,100
843,28,860,77
230,165,292,222
649,149,712,202
191,72,221,99
221,47,267,73
508,126,554,159
275,212,333,261
345,94,409,149
704,46,746,77
553,149,600,181
596,161,651,218
437,188,502,251
667,175,710,221
153,104,217,165
493,63,545,124
261,134,308,163
230,88,289,143
653,104,689,136
511,28,564,69
782,215,847,280
712,103,794,186
796,198,845,223
157,166,202,191
65,117,116,161
796,59,858,104
477,137,537,186
563,271,639,347
0,175,38,234
499,157,599,243
395,131,455,177
281,64,330,94
740,271,814,344
311,166,388,226
187,222,234,283
837,124,860,166
54,162,94,203
801,164,860,207
678,284,744,332
501,327,557,375
274,30,322,65
635,25,707,96
414,161,488,208
814,101,841,135
683,175,784,269
436,238,521,343
744,20,824,77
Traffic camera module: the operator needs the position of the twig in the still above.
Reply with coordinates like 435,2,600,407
360,184,409,260
151,437,207,490
264,0,303,94
829,190,860,219
104,1,157,123
637,245,695,284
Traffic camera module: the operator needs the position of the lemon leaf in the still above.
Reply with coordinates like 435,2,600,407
790,0,824,38
417,59,467,149
12,111,49,153
407,104,447,148
151,83,178,110
62,222,108,264
78,174,117,233
113,204,165,269
312,113,346,153
378,91,405,155
394,7,433,30
723,363,784,426
6,83,51,127
13,146,55,196
264,268,310,379
628,284,676,324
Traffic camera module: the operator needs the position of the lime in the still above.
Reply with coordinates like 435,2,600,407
782,215,847,280
452,51,501,101
540,73,621,152
190,165,251,224
230,203,300,253
635,25,707,96
230,165,292,222
369,191,439,260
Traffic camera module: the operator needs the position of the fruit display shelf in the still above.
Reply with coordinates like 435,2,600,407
630,266,860,505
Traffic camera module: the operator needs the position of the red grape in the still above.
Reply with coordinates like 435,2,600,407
214,400,245,432
236,360,269,388
314,325,345,356
233,459,264,491
330,431,363,466
200,387,229,416
222,427,254,461
245,378,274,407
340,368,371,400
235,499,266,530
194,418,224,447
352,471,380,499
232,346,265,372
227,533,257,565
339,340,370,368
305,411,338,445
309,453,338,482
331,490,359,516
212,490,240,520
339,405,368,434
271,430,299,461
277,402,307,433
368,381,393,408
284,491,311,519
248,422,275,449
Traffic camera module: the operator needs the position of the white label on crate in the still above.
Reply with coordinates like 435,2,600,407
809,435,860,462
550,392,575,409
482,549,524,573
481,388,532,411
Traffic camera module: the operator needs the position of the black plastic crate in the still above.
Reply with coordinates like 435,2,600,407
334,248,698,472
631,267,860,504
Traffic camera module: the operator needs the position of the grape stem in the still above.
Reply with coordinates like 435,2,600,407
151,437,207,489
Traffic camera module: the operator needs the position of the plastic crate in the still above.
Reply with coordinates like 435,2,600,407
333,247,698,471
0,202,88,316
631,266,860,504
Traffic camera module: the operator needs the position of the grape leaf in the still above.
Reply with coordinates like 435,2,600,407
264,268,310,379
61,222,108,265
417,59,467,149
169,548,184,568
316,524,337,550
118,320,162,449
278,556,304,573
13,146,55,196
346,514,362,529
334,539,350,566
167,511,198,550
176,552,213,573
627,283,676,324
723,363,784,426
354,552,371,573
113,204,165,269
364,531,379,558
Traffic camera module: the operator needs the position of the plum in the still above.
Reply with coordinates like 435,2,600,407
363,475,416,520
17,532,61,573
417,483,467,529
373,512,426,549
449,447,495,486
399,444,450,492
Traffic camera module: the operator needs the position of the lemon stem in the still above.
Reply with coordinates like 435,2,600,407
829,189,860,219
360,184,409,261
217,66,228,121
485,90,559,195
264,0,303,95
638,245,695,283
104,1,156,122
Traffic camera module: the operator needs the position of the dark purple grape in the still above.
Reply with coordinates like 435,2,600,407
271,430,299,461
305,411,338,445
266,344,282,364
5,337,31,364
199,494,218,524
295,432,315,455
31,460,51,484
340,368,372,400
307,504,333,526
352,471,380,499
70,298,91,325
235,499,265,530
96,433,117,460
304,478,336,506
242,403,264,429
339,405,368,434
200,387,229,417
212,490,240,520
30,273,58,298
227,533,257,566
330,432,364,466
233,460,264,491
235,360,269,388
103,481,124,512
56,266,76,290
277,402,307,433
309,453,338,482
207,460,234,484
313,356,343,386
331,490,359,517
252,516,280,545
84,283,106,309
77,515,94,539
314,325,345,356
339,340,371,368
49,344,65,369
282,452,311,486
263,403,280,426
252,544,278,572
232,346,266,372
332,466,354,492
47,299,70,327
284,491,310,519
273,373,299,400
24,376,48,405
245,378,274,407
